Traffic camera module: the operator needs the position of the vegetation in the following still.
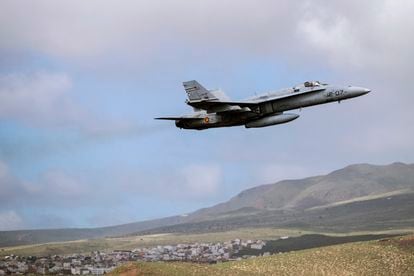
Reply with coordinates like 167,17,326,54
0,228,309,257
2,228,407,257
111,235,414,275
138,193,414,234
234,233,398,256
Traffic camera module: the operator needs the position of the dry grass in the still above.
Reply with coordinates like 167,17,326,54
1,227,412,258
111,235,414,276
0,228,309,257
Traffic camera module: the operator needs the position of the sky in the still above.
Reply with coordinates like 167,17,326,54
0,0,414,230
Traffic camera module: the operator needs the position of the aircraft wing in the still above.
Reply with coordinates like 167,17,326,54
186,100,259,114
155,116,203,120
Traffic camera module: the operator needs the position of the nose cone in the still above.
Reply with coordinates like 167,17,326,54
348,86,371,97
361,87,371,95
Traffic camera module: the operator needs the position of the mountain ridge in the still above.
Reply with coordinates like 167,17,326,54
1,162,413,247
191,162,414,218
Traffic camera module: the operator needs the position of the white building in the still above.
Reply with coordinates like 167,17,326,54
90,267,105,275
251,244,264,250
71,267,81,275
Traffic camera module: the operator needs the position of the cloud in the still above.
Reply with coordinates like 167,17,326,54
0,160,29,207
180,165,221,197
0,160,94,209
0,0,413,229
117,164,222,200
0,71,145,137
0,159,223,228
37,170,88,199
0,159,116,229
0,0,300,61
1,0,412,72
0,71,78,127
297,0,414,76
298,12,364,68
0,210,25,231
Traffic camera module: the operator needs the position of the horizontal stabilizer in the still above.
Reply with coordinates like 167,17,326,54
155,117,202,120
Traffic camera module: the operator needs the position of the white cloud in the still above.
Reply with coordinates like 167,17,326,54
0,0,304,66
2,1,414,87
0,71,141,136
297,0,414,75
0,160,93,208
298,14,364,68
0,210,25,230
0,159,222,227
0,160,120,229
0,71,80,126
38,170,88,198
1,0,412,71
117,164,222,200
180,165,221,197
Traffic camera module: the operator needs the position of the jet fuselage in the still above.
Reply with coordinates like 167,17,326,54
157,81,371,130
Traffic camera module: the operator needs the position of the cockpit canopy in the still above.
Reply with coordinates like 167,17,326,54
304,81,321,87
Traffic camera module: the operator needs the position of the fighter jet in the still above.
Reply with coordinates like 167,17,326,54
156,80,371,130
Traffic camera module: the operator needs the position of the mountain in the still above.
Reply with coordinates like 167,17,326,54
1,162,413,247
0,215,189,247
141,191,414,234
192,162,414,218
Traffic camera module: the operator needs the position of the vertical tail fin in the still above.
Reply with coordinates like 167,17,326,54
183,80,216,101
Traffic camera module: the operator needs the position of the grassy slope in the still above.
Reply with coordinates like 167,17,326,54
111,235,414,276
140,193,414,234
0,228,308,257
0,216,187,248
2,227,412,257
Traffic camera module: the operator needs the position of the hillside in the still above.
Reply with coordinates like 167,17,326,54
0,216,188,247
1,162,413,247
111,235,414,276
137,192,414,234
192,162,414,218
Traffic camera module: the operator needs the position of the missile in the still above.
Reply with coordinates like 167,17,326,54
245,113,299,128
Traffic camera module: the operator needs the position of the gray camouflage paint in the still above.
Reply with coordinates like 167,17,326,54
156,81,370,130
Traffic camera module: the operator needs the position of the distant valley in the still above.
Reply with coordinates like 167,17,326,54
1,162,413,247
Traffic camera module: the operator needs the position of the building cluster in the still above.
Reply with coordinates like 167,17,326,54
0,253,117,275
0,239,267,275
135,238,266,263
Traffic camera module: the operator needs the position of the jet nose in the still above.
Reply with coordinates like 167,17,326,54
348,86,371,97
361,88,371,94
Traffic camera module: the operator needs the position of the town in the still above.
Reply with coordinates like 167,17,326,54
0,238,270,275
